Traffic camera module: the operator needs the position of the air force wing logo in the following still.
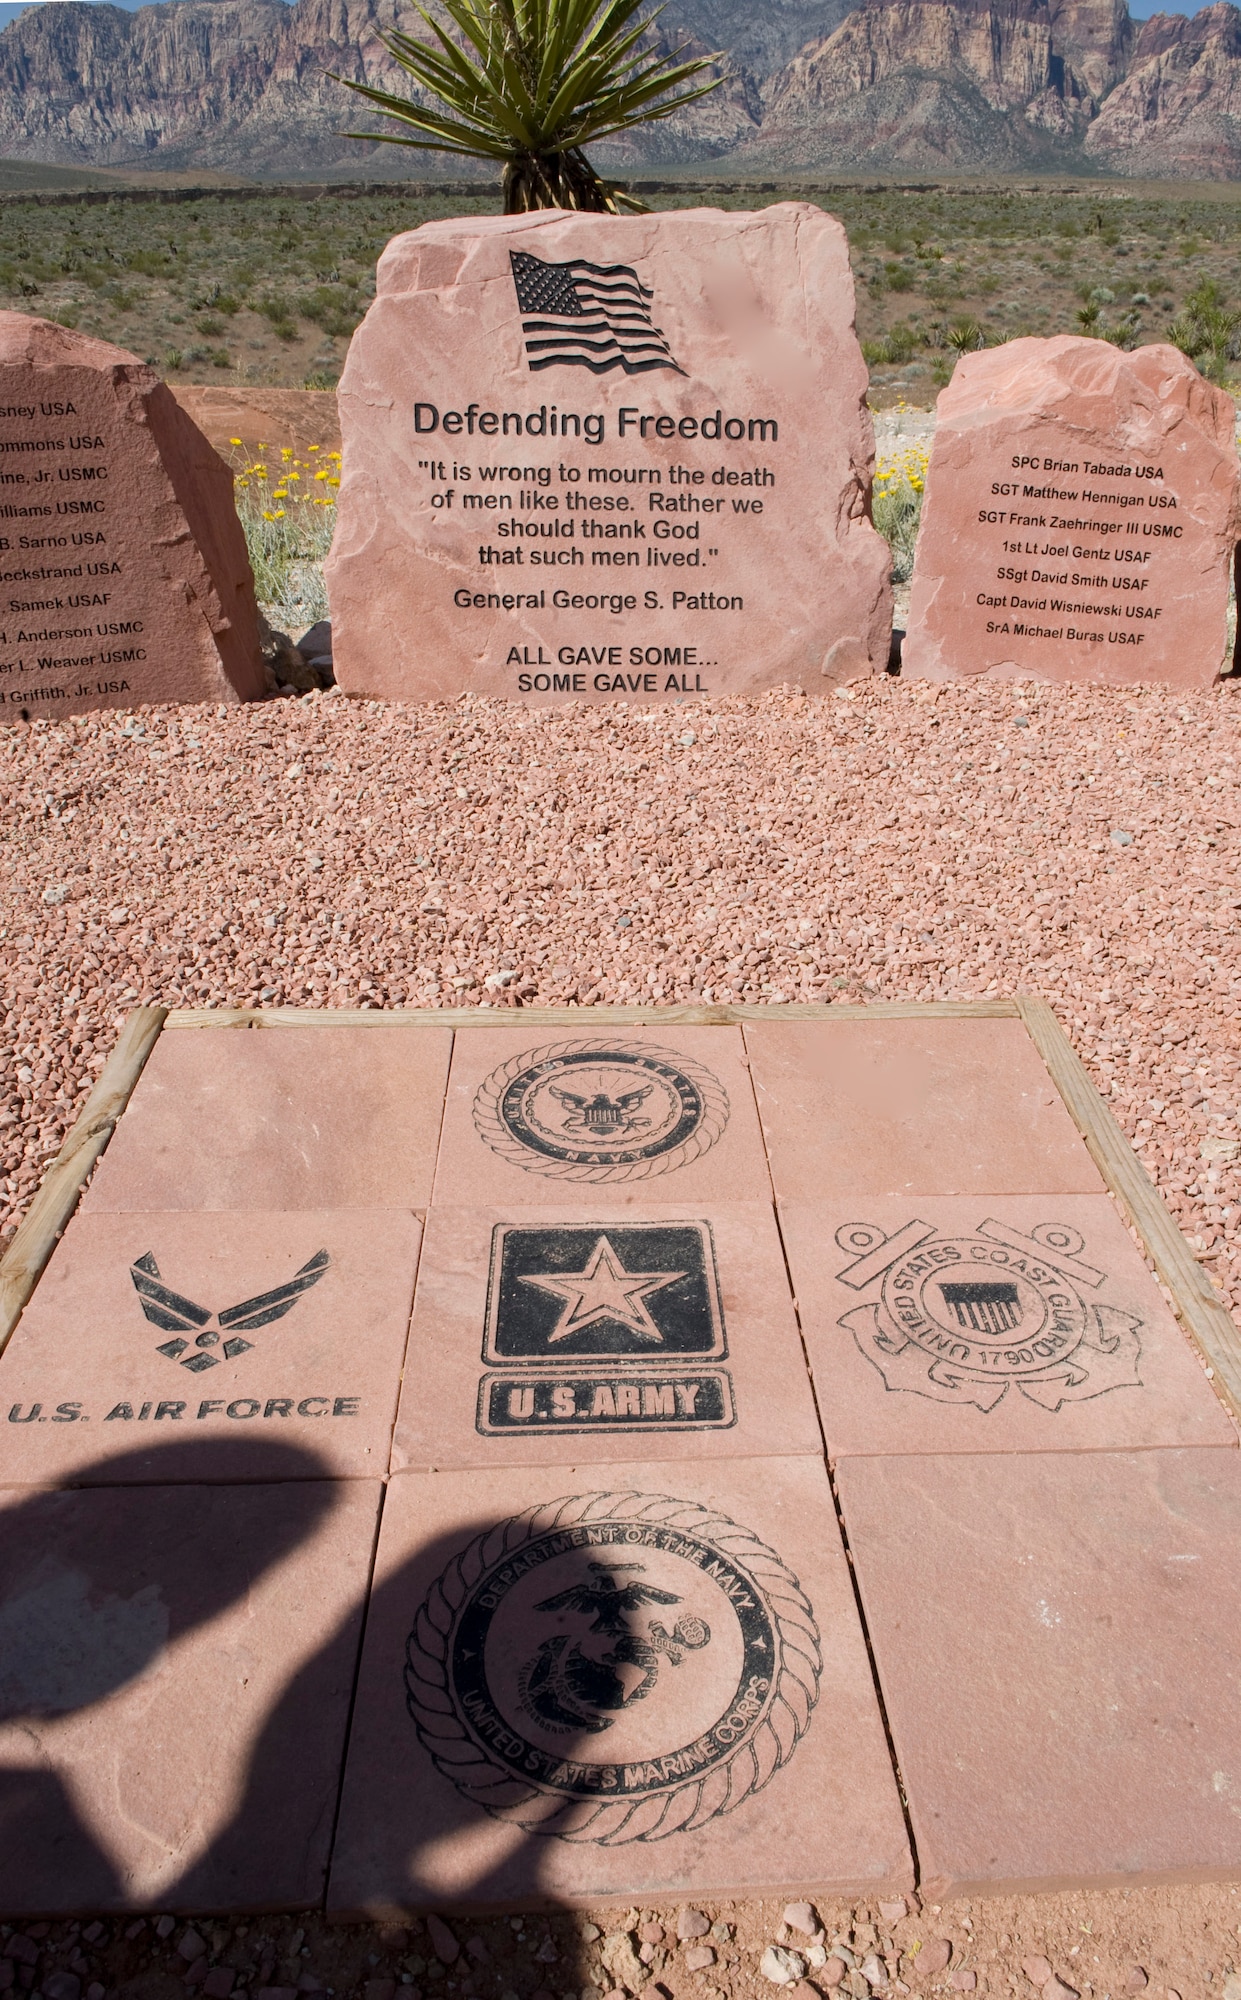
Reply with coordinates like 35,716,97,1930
833,1218,1143,1413
130,1249,330,1371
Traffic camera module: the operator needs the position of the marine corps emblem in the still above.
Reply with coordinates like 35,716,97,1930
834,1216,1144,1412
404,1490,820,1843
473,1038,729,1183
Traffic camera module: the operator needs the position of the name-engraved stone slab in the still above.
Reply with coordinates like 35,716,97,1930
83,1024,453,1212
0,1209,421,1481
390,1204,822,1471
433,1026,771,1207
0,1471,380,1913
325,205,891,703
781,1196,1235,1458
904,335,1241,687
742,1017,1102,1199
328,1459,912,1910
0,313,264,718
837,1448,1241,1892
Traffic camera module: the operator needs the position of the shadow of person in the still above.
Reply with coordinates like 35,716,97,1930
178,1493,754,1916
0,1437,337,1915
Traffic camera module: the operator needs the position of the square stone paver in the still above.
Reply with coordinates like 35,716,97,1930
391,1204,821,1473
743,1018,1102,1197
82,1025,452,1212
836,1447,1241,1894
780,1195,1235,1458
0,1209,421,1482
432,1027,772,1208
328,1457,911,1912
0,1475,380,1913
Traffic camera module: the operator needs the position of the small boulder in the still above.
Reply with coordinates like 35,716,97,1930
678,1914,711,1942
917,1942,952,1978
426,1917,459,1967
783,1908,819,1939
760,1948,806,1987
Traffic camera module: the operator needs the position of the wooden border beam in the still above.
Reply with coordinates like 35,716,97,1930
0,1004,168,1357
163,999,1021,1029
1017,993,1241,1420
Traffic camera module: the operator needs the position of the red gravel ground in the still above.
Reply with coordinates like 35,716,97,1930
4,677,1240,1316
2,676,1241,1959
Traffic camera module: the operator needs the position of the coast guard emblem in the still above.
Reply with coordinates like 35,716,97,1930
834,1217,1143,1412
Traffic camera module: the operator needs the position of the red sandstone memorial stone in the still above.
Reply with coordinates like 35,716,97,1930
83,1024,452,1212
325,205,891,704
0,1208,422,1482
903,335,1241,687
0,1472,380,1913
836,1447,1241,1892
0,314,264,718
328,1458,911,1911
780,1195,1236,1459
742,1017,1101,1200
432,1025,772,1207
390,1203,821,1473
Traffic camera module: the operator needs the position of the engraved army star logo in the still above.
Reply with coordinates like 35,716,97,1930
478,1222,733,1436
833,1217,1144,1412
520,1235,687,1345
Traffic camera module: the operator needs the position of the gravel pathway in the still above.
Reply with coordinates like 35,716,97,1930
3,678,1240,1333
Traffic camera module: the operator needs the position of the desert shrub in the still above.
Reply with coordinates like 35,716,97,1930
231,443,339,625
862,322,919,366
302,283,363,338
256,294,299,341
872,442,928,585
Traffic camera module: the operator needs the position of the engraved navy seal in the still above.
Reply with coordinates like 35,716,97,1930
404,1491,820,1843
473,1038,729,1183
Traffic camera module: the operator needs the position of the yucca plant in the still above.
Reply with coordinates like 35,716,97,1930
334,0,725,214
1168,279,1240,382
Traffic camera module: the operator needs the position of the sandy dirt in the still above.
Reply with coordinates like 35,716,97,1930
2,1885,1239,2000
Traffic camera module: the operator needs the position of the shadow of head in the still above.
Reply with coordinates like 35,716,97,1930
0,1436,336,1724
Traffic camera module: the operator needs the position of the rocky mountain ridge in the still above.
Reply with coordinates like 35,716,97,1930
1,0,1241,178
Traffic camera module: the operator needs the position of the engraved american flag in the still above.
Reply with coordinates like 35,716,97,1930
509,250,683,375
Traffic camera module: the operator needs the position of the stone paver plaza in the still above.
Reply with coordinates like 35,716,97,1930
1,1003,1239,1915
